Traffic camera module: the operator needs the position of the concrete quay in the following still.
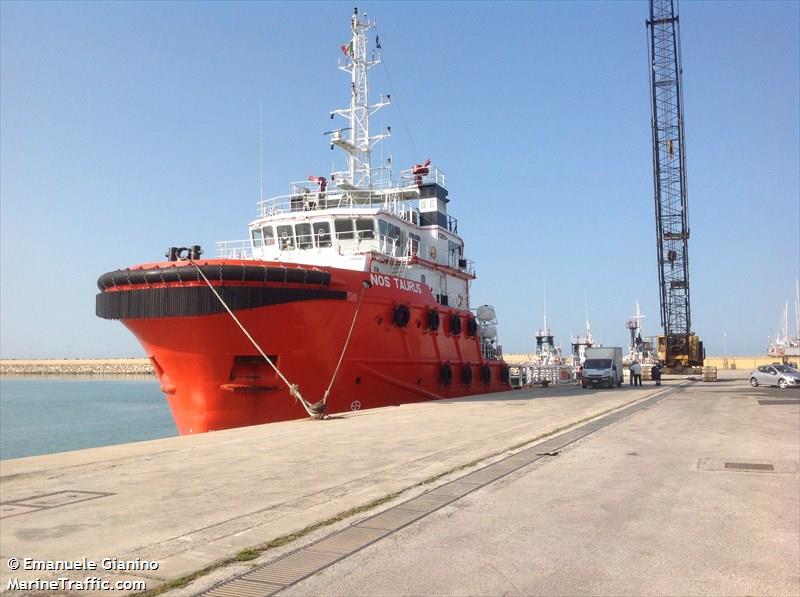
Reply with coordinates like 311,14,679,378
1,373,797,596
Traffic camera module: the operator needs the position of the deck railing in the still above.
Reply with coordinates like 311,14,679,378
257,167,447,220
216,240,252,259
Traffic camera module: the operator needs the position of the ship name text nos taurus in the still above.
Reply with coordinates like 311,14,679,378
369,273,422,294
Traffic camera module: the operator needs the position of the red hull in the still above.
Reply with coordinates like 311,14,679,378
98,260,511,434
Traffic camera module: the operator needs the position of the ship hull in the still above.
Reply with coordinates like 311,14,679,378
97,260,511,434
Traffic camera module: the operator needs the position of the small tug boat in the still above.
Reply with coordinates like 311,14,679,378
96,9,511,434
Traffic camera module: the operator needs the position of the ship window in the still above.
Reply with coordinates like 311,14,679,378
262,226,275,246
387,222,402,242
356,218,375,240
408,233,421,256
295,223,313,250
448,240,462,267
251,228,263,248
314,221,332,248
277,225,295,250
335,218,354,240
382,221,404,255
378,219,388,237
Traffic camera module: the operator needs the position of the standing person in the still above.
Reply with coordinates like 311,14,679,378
631,360,642,386
651,362,662,386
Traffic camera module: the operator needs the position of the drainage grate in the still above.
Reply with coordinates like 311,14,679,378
356,507,427,531
205,578,279,597
758,399,800,406
724,462,774,471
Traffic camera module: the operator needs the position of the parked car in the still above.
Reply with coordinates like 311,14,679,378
749,365,800,389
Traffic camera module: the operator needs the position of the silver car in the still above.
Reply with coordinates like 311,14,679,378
749,365,800,389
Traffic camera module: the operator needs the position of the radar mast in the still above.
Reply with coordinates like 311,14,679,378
329,8,390,189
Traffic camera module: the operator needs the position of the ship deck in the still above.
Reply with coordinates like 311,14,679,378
1,372,797,596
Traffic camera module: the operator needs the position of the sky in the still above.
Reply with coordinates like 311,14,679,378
1,1,798,359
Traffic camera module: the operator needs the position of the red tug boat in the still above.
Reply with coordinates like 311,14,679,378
96,9,511,434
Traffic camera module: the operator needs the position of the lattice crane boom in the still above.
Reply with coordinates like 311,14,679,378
646,0,703,367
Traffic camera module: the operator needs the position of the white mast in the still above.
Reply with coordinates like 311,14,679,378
329,8,390,189
783,301,789,342
795,280,800,339
584,292,593,344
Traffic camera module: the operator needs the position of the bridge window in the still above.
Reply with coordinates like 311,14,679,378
356,218,375,240
314,222,332,248
335,218,355,240
262,226,275,246
295,223,313,250
277,225,295,250
251,227,263,248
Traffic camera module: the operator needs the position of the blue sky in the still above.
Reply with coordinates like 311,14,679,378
1,1,798,358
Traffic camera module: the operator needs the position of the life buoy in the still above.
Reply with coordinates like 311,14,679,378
481,364,491,384
466,317,478,337
429,246,437,259
450,314,462,335
393,304,410,327
462,364,473,385
440,363,453,385
427,309,440,331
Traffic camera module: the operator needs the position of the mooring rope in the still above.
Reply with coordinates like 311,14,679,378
322,281,369,405
189,261,323,419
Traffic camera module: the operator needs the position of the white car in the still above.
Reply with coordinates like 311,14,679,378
749,365,800,389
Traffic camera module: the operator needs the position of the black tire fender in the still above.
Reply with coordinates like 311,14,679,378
450,314,462,335
440,363,453,385
462,364,473,385
466,317,478,336
427,309,440,331
393,304,410,327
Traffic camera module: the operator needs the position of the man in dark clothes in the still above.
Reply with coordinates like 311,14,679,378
651,362,662,386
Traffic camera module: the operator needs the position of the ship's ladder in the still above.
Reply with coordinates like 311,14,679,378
388,238,414,277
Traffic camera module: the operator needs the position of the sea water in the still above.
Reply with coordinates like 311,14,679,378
0,378,176,460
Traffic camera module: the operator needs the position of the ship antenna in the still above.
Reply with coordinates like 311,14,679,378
543,283,548,334
329,9,390,189
259,101,264,202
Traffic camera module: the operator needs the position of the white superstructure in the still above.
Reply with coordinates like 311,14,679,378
218,8,477,311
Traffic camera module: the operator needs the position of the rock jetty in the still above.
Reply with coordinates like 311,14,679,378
0,358,154,376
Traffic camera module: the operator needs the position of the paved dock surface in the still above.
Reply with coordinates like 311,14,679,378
1,374,798,596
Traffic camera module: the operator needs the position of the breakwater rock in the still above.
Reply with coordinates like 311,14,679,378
0,359,155,376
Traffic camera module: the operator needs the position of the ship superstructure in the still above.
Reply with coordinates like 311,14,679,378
96,9,510,434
